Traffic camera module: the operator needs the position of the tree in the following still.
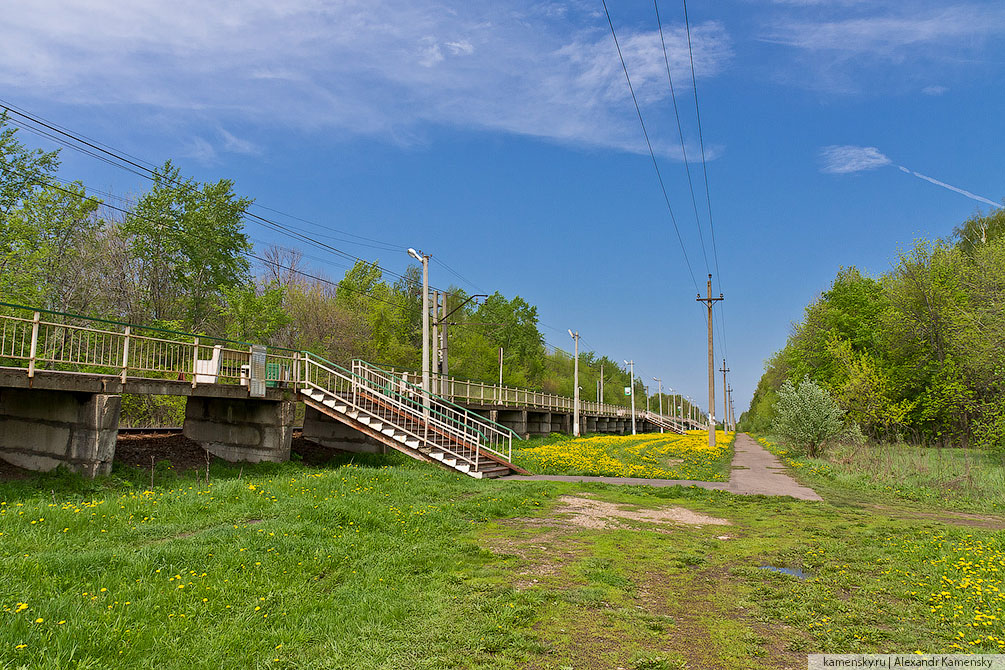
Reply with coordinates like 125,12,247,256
123,160,252,330
772,377,846,458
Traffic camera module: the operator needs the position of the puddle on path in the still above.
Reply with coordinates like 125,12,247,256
759,565,809,579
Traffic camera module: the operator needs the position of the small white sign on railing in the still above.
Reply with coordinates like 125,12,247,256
249,345,267,397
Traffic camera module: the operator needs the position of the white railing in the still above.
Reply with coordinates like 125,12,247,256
301,353,512,471
352,361,514,464
0,303,297,392
380,367,633,418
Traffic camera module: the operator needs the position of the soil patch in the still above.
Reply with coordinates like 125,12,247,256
867,504,1005,530
115,433,210,472
558,495,731,530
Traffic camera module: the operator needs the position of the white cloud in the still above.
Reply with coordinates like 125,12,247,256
219,129,261,156
760,2,1005,93
819,145,891,174
0,0,732,157
922,85,948,96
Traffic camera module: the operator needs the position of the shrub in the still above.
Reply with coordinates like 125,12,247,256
772,377,845,457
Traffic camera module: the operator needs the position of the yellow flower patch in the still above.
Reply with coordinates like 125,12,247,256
516,430,734,481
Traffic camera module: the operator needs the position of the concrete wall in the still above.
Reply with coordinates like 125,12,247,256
527,411,552,436
302,406,387,454
183,396,294,463
0,388,121,476
497,409,528,438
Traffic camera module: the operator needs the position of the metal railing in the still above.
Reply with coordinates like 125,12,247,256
0,303,298,392
354,361,514,463
380,367,633,418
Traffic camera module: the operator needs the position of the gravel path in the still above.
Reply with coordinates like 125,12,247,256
502,433,822,501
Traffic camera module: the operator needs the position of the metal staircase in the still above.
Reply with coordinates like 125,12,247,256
642,411,687,435
300,354,525,478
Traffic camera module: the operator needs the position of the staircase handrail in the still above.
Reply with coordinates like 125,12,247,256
301,353,490,445
359,361,521,442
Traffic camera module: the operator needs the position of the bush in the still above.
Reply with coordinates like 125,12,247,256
772,377,845,457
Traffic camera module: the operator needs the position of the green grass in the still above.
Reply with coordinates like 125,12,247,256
753,434,1005,513
3,435,1005,667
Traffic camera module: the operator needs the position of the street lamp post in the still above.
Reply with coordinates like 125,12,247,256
407,248,430,393
569,330,580,437
624,359,636,435
653,377,663,433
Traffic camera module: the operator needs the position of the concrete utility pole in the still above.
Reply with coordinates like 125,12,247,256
440,292,450,396
432,290,439,393
600,363,604,404
569,330,580,437
719,359,730,433
696,274,724,447
498,347,503,387
624,359,637,435
653,377,664,433
727,384,734,431
407,249,430,393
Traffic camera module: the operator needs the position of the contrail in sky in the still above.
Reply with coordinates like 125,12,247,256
895,166,1000,208
819,145,1001,209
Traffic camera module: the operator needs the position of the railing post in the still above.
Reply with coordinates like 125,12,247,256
27,311,40,378
293,351,301,388
191,337,200,388
120,326,131,384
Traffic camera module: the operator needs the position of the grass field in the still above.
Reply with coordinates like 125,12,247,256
511,430,735,481
753,434,1005,513
2,434,1004,668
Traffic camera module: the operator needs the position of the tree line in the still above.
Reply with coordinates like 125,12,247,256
740,206,1005,450
0,116,700,423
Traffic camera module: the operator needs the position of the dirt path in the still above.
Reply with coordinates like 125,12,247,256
504,433,822,501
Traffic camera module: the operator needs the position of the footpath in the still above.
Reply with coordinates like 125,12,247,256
503,433,822,501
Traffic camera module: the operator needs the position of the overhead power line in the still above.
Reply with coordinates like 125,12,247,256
0,101,449,291
601,0,699,293
2,162,413,310
681,0,731,373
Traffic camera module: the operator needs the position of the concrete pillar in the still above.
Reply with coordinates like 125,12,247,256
498,410,528,439
302,406,387,454
527,411,553,436
183,396,294,463
585,415,597,433
0,388,121,477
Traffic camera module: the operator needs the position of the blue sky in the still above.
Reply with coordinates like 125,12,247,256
3,0,1004,416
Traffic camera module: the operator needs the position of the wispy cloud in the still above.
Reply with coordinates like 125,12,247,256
819,145,891,174
922,85,948,96
0,0,732,157
760,2,1005,93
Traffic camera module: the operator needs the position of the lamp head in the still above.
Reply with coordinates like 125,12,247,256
407,248,422,261
568,329,574,339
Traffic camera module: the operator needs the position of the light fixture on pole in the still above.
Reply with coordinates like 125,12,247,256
569,330,580,437
624,359,636,435
652,377,663,433
407,248,430,393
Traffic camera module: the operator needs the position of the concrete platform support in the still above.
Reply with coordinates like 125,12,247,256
302,407,386,454
527,411,552,436
585,416,598,433
0,388,121,476
555,412,572,435
184,396,294,463
498,410,528,438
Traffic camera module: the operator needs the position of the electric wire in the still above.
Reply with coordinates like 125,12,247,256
654,0,709,275
2,162,413,310
681,0,731,372
601,0,699,293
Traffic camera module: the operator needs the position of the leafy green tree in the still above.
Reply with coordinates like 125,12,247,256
773,377,846,457
220,284,291,344
124,161,252,330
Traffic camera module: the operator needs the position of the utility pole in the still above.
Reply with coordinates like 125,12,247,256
432,290,440,393
407,248,430,393
624,359,636,435
719,359,730,434
600,363,604,404
440,293,449,396
727,384,734,431
498,347,503,386
696,274,724,447
569,330,580,437
653,377,663,433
